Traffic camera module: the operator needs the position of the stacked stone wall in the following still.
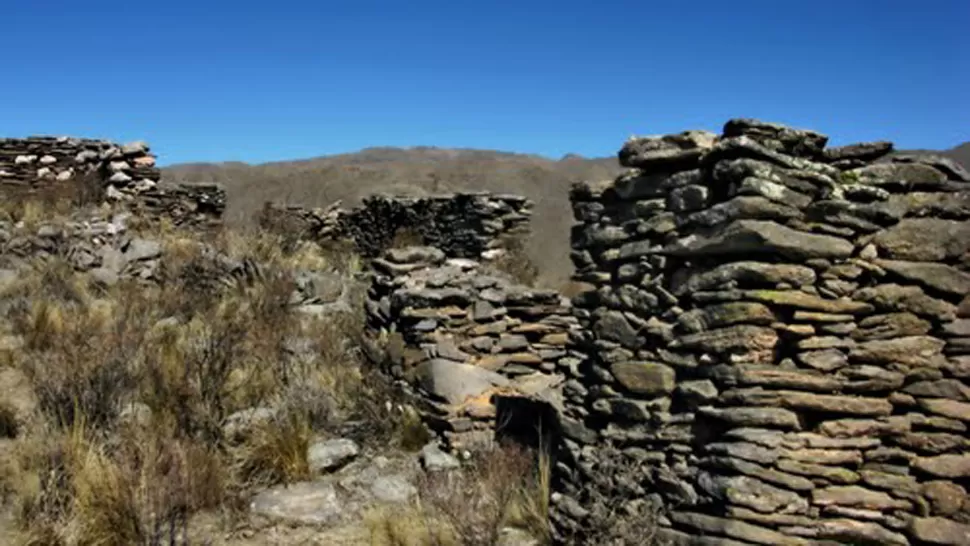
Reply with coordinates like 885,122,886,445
0,136,225,229
261,192,533,260
363,246,581,453
556,119,970,545
1,136,160,198
129,182,227,229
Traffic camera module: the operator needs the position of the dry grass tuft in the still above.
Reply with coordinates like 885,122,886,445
504,446,552,544
365,505,457,546
416,444,544,546
560,444,665,546
230,410,311,488
0,169,105,230
487,236,539,287
365,443,551,546
389,228,425,250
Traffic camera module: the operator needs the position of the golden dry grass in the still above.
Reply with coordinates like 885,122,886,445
365,444,552,546
486,236,540,287
0,209,398,545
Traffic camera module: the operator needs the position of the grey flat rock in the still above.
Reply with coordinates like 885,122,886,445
420,442,460,471
250,481,344,526
123,237,162,261
250,455,420,527
413,358,510,405
308,438,360,474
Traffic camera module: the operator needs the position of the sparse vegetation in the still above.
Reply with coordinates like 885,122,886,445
0,199,430,545
0,169,104,229
0,181,563,545
487,236,540,287
559,444,665,546
367,443,552,546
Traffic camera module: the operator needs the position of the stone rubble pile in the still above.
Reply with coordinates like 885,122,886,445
0,211,154,282
556,119,970,545
0,210,352,318
261,192,533,260
364,245,581,452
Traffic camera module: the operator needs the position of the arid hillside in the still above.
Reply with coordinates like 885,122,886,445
164,141,970,287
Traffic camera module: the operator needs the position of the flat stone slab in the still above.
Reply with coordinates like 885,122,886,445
249,456,419,527
250,481,345,526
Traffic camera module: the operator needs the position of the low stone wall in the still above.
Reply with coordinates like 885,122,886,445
0,136,225,229
0,136,160,199
363,246,581,452
261,192,533,260
130,182,227,229
258,201,344,242
555,119,970,545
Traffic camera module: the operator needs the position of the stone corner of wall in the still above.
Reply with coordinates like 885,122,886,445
556,117,970,545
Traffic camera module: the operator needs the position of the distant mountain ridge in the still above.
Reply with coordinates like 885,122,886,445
897,142,970,170
163,140,969,286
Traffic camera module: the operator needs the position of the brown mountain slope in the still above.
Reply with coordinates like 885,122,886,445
899,142,970,171
163,142,969,287
951,143,970,169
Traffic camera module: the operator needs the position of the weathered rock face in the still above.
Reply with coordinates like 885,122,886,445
260,193,533,261
556,118,970,545
364,246,580,452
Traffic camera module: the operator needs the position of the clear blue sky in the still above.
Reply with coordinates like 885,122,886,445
1,1,967,166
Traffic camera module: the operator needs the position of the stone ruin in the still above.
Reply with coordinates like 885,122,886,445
363,245,580,454
260,192,533,260
0,136,226,228
555,119,970,545
4,122,970,545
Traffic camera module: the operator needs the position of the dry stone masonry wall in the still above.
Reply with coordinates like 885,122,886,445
8,126,970,545
1,136,161,198
363,245,581,453
128,182,227,229
0,136,226,229
261,192,533,260
556,119,970,545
